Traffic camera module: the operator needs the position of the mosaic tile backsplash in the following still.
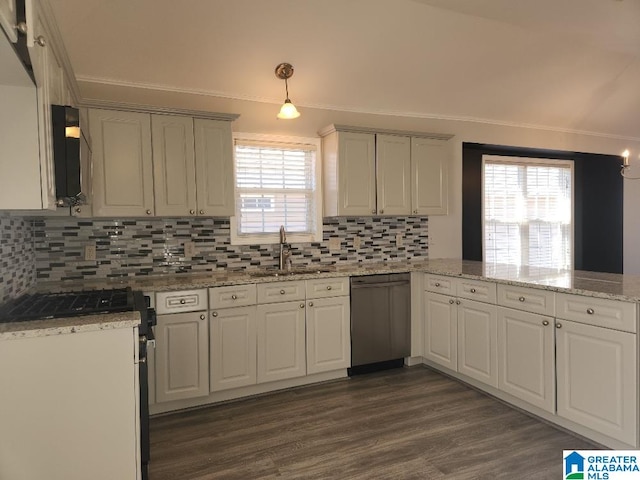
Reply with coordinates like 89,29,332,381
0,215,36,303
33,216,429,282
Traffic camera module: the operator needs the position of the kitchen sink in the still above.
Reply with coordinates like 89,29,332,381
247,266,335,278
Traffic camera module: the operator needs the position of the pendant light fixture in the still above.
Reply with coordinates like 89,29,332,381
275,62,300,119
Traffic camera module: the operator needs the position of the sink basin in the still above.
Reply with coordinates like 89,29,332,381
248,267,335,278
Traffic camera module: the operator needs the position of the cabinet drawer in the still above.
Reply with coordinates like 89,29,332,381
497,284,555,316
424,274,456,295
257,281,306,304
556,293,637,333
306,277,349,299
209,284,257,309
457,278,496,304
156,289,208,314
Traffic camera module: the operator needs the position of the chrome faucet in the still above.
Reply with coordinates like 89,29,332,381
278,225,291,270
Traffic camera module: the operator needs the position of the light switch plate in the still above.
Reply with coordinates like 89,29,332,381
353,236,361,250
84,244,96,261
395,233,403,247
184,241,196,258
328,237,340,251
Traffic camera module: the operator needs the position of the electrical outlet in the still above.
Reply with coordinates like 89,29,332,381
328,237,340,251
184,241,196,258
395,233,403,247
84,244,96,261
353,236,361,250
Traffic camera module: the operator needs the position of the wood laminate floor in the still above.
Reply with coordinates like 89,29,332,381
149,366,595,479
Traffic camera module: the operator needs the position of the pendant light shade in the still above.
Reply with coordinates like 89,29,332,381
275,63,300,120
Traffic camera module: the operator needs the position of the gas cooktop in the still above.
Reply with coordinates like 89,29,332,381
0,288,135,323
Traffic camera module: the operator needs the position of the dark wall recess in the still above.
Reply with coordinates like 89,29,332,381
462,142,623,274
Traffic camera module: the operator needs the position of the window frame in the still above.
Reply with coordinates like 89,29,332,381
230,132,323,246
481,154,575,270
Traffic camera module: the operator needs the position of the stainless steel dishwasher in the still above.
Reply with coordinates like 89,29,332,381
350,273,411,374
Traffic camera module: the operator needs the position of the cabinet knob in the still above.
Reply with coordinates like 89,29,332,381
231,294,237,300
35,35,46,47
326,285,332,290
200,314,205,320
199,210,205,215
308,301,314,307
435,282,441,287
470,288,476,293
280,289,286,295
371,210,376,214
300,303,305,308
380,209,384,214
146,209,152,215
180,299,186,304
542,320,549,326
556,322,562,329
449,299,454,304
413,209,418,214
212,311,218,317
190,209,195,215
586,308,595,315
74,207,81,214
519,296,525,302
456,300,461,305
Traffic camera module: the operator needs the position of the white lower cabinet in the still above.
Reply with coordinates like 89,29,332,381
306,296,350,374
556,318,637,445
257,301,307,383
423,291,458,371
210,306,257,391
497,306,555,413
457,299,498,387
155,311,209,402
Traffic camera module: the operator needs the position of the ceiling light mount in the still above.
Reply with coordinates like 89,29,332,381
275,62,300,120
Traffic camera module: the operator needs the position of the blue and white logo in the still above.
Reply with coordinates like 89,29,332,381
565,451,585,479
563,451,640,480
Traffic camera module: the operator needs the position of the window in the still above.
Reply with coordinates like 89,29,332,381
231,133,322,245
483,155,573,269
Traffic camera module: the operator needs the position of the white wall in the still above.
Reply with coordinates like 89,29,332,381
79,82,640,273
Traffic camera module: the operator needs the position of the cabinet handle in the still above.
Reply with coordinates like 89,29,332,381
449,299,454,304
231,294,237,300
308,302,314,307
74,207,81,214
300,303,305,308
413,209,418,214
556,322,562,329
519,296,525,302
435,282,441,287
199,210,205,215
200,314,205,320
180,299,186,304
456,300,461,305
371,209,376,214
146,209,152,215
326,285,332,290
542,320,549,326
212,311,218,317
380,209,384,214
470,288,476,293
586,308,595,315
190,209,195,215
35,35,46,47
280,289,286,295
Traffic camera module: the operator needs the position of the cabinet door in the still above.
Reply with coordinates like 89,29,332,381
155,311,209,402
423,292,457,371
411,137,448,215
151,114,197,216
256,301,306,383
337,131,376,215
497,307,555,412
457,299,498,387
194,118,234,216
210,306,257,391
376,134,411,215
90,109,154,217
0,0,17,42
556,319,636,445
306,296,350,374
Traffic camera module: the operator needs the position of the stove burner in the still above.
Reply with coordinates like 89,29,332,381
0,288,134,323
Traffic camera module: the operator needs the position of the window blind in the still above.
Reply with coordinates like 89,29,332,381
483,157,572,269
234,140,317,237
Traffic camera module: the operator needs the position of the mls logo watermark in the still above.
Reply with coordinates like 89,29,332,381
564,451,640,479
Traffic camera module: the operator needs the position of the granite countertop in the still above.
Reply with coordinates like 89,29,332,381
6,259,640,340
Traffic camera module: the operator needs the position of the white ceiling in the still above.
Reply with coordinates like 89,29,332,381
48,0,640,139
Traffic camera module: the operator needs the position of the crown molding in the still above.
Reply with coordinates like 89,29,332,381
318,124,454,141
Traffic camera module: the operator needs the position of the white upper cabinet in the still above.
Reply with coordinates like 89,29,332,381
411,137,448,215
0,0,17,42
376,134,411,215
151,114,197,217
90,109,155,217
194,118,234,216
